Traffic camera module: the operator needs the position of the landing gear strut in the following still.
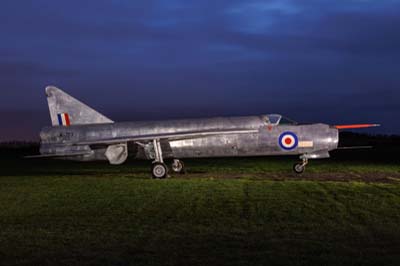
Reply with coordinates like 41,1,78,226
151,139,168,179
171,159,185,174
148,139,186,178
293,156,308,174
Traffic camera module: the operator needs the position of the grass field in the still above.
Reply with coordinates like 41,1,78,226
0,146,399,266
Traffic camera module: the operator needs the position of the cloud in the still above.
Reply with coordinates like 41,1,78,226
0,0,399,139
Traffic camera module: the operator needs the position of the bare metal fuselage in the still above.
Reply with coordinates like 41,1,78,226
39,115,339,162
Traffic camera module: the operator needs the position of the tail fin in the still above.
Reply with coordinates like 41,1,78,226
46,86,114,127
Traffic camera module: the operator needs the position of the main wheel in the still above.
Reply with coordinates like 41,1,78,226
171,160,185,174
152,162,168,179
293,163,305,174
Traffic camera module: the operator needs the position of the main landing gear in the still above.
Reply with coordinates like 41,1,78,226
293,156,308,174
171,159,185,174
152,162,168,179
150,139,185,179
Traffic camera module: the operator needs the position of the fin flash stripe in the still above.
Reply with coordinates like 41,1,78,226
57,113,71,126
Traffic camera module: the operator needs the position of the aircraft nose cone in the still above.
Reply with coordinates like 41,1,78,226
327,128,339,150
313,126,339,152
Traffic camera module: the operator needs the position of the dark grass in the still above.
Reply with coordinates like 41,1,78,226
0,142,400,265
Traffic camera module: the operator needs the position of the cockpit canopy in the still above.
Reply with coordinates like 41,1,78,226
262,114,298,126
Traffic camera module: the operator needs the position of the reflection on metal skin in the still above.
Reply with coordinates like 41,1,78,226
35,86,350,172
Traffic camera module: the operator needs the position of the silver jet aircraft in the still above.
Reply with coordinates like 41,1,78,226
30,86,379,178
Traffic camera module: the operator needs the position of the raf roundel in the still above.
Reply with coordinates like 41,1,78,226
278,132,298,150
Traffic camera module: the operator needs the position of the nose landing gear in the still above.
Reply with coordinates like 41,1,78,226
293,156,308,174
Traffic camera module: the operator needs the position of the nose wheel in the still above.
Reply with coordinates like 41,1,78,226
293,156,308,174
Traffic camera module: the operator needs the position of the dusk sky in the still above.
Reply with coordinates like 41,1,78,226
1,0,400,140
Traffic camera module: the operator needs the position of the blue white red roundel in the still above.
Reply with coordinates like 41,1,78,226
278,132,298,150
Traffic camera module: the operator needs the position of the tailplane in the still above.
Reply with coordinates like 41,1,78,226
46,86,114,127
